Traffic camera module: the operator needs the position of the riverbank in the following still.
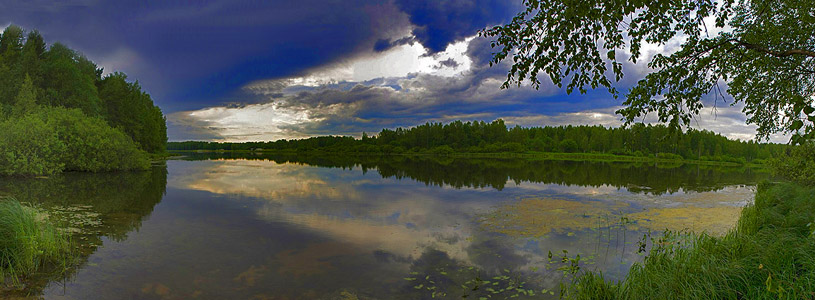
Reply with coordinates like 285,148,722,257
169,149,758,167
564,181,815,299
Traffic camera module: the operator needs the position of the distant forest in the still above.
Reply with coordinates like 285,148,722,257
169,120,786,164
0,25,167,176
179,152,770,195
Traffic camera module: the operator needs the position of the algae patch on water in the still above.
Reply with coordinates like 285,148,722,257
480,195,744,239
627,206,743,236
478,197,629,238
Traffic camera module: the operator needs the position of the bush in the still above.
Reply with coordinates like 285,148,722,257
483,143,501,153
498,142,526,153
609,149,630,156
718,155,746,164
429,145,454,155
41,107,150,172
0,107,150,176
0,114,66,176
769,143,815,185
655,152,683,160
559,139,579,153
465,146,484,153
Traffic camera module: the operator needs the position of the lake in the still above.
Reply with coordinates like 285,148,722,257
0,153,769,299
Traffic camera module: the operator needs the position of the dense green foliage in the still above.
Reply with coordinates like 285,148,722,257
97,72,167,154
0,25,166,154
0,113,65,176
564,182,815,299
769,143,815,185
0,198,70,286
0,106,150,175
42,107,150,172
484,0,815,142
0,25,164,176
169,120,785,163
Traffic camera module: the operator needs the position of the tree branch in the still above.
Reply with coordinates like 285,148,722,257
736,40,815,58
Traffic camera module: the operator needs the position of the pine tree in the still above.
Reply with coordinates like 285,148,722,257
11,74,38,117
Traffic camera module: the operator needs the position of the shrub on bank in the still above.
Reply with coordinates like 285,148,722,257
655,152,683,160
41,107,150,172
0,114,66,176
0,107,150,176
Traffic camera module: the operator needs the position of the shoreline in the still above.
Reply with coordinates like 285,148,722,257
167,149,761,168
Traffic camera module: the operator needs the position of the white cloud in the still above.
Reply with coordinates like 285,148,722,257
245,36,474,89
501,107,623,129
505,104,790,143
692,104,790,143
169,102,322,142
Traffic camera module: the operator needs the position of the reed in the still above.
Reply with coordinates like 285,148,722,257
0,198,70,285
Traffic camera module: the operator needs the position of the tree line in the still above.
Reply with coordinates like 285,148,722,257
169,120,785,164
0,25,167,176
180,152,770,195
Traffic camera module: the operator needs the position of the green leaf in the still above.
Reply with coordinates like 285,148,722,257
791,120,804,130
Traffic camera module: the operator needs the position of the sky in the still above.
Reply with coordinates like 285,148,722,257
0,0,788,143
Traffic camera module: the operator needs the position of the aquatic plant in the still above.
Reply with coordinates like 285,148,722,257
0,198,71,286
401,249,541,299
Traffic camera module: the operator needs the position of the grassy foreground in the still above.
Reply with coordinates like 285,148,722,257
0,198,71,287
564,182,815,299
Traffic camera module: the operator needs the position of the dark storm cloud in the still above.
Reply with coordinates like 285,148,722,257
0,0,413,112
434,58,460,69
394,0,519,53
373,36,416,52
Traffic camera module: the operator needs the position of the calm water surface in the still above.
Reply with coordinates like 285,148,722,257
0,154,769,299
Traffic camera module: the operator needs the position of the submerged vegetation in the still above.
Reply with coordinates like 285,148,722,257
0,25,166,176
169,120,785,165
0,198,71,287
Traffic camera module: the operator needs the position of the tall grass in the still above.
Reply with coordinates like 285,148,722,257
564,182,815,299
0,198,71,286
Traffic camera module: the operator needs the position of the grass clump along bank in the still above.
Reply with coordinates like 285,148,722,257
0,198,71,287
563,181,815,299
